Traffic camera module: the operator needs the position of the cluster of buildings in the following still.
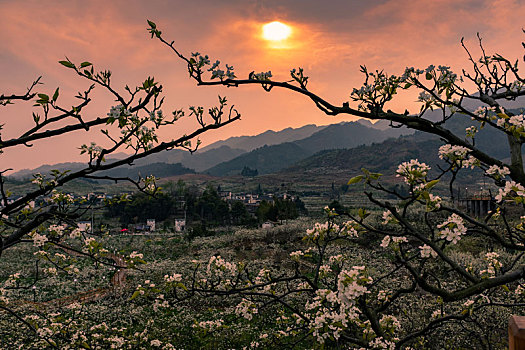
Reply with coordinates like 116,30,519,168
218,191,296,214
2,188,297,235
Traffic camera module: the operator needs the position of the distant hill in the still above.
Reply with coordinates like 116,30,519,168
11,162,88,179
284,136,442,177
206,143,311,176
295,121,411,154
133,145,246,172
282,112,511,182
200,124,326,152
11,109,518,180
99,162,195,179
410,109,510,160
356,119,412,134
205,121,413,176
11,160,195,180
9,122,389,178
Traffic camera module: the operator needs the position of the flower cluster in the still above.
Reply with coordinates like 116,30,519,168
190,52,210,68
437,214,467,244
497,114,525,129
480,252,502,277
148,109,164,125
192,319,224,332
337,266,373,305
50,190,74,204
418,91,434,104
426,193,442,211
290,67,308,87
351,69,405,111
304,221,331,242
187,53,236,81
510,80,524,93
206,255,238,280
107,104,131,120
79,142,103,159
30,230,49,247
485,165,510,180
341,220,363,237
209,63,235,80
438,144,471,167
465,126,478,138
495,180,525,203
304,288,356,343
396,159,430,185
164,273,182,284
473,106,497,118
382,210,396,224
419,244,438,258
435,65,458,86
380,236,408,249
235,298,258,321
289,250,305,261
253,71,272,81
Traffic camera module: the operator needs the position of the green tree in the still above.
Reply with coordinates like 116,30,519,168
105,192,175,225
230,200,252,225
195,185,230,225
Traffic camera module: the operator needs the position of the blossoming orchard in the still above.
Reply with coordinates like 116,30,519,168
2,19,525,349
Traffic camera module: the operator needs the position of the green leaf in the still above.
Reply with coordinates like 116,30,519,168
80,61,92,68
361,168,371,176
425,179,440,189
358,208,369,219
37,93,49,101
129,290,141,300
347,175,363,185
147,20,156,28
369,172,383,180
59,60,76,69
52,88,59,102
425,72,432,80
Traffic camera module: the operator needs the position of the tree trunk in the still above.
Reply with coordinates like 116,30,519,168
508,134,524,180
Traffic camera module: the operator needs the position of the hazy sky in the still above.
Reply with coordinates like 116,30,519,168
2,0,525,171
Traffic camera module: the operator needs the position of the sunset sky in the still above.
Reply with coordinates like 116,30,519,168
2,0,525,171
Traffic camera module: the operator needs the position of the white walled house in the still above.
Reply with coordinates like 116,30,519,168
147,219,156,232
174,219,186,232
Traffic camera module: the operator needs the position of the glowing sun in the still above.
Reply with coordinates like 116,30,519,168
262,21,292,41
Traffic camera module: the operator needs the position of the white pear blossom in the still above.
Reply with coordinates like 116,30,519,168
485,165,510,180
495,180,525,202
437,214,467,244
419,244,438,258
396,159,430,184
